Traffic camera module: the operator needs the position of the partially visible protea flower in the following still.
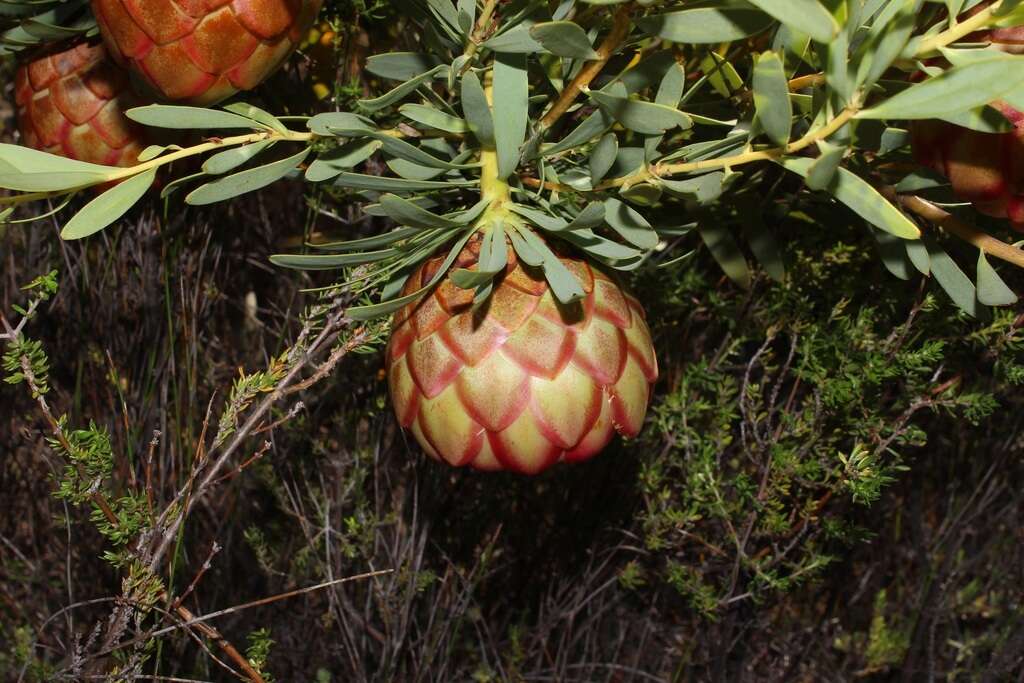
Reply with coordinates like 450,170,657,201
387,236,658,475
15,40,147,167
911,105,1024,229
910,1,1024,230
91,0,323,105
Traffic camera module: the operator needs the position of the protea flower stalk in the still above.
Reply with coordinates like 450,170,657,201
910,1,1024,230
386,232,658,474
267,56,664,474
91,0,323,105
15,40,147,168
382,91,658,472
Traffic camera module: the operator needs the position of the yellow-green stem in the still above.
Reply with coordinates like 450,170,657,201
915,2,1000,56
479,74,510,210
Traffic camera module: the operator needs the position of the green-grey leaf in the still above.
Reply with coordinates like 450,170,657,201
637,5,774,43
221,102,287,133
604,198,659,249
61,168,155,240
780,157,920,239
700,224,752,289
346,229,476,319
873,227,914,280
530,20,599,59
858,56,1024,120
493,53,529,178
306,139,382,182
590,133,618,184
906,239,931,276
333,172,472,192
186,147,309,205
359,65,448,112
927,240,979,316
366,52,443,81
461,71,494,145
307,112,376,136
752,51,792,146
805,141,845,191
127,105,262,130
399,103,469,133
202,140,274,175
589,90,692,135
746,0,838,44
976,251,1018,306
379,193,461,229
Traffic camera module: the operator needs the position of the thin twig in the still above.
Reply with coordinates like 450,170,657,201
899,194,1024,268
539,4,634,131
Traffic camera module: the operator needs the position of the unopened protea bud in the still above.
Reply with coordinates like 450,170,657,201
15,40,147,168
91,0,323,106
910,1,1024,230
387,237,658,475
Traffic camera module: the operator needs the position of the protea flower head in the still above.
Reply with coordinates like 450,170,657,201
910,0,1024,230
386,234,658,474
15,40,147,168
91,0,323,105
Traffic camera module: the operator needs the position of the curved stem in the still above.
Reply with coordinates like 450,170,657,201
105,129,313,183
900,194,1024,269
539,4,633,131
592,99,861,191
914,2,1000,56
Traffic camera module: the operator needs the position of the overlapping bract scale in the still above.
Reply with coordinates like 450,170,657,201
387,238,658,474
16,41,148,168
91,0,323,105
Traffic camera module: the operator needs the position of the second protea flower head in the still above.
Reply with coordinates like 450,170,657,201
911,1,1024,230
91,0,324,105
15,40,148,168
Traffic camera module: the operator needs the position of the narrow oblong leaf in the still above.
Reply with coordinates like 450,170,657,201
976,251,1019,306
493,53,529,178
186,147,309,205
700,224,752,290
202,140,273,175
305,140,382,182
61,168,156,240
589,90,692,134
530,21,599,59
461,71,494,145
780,157,920,239
590,133,618,184
604,198,659,249
346,229,476,320
926,239,979,316
379,193,461,229
127,105,263,129
358,65,448,112
858,56,1024,120
746,0,838,44
752,51,792,146
637,5,774,43
399,104,469,133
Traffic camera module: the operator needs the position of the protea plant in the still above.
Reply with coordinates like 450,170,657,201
91,0,323,105
911,0,1024,230
387,229,657,474
15,40,147,168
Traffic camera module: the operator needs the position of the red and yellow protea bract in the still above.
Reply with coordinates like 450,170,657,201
387,236,658,475
91,0,324,105
15,40,147,168
910,1,1024,230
